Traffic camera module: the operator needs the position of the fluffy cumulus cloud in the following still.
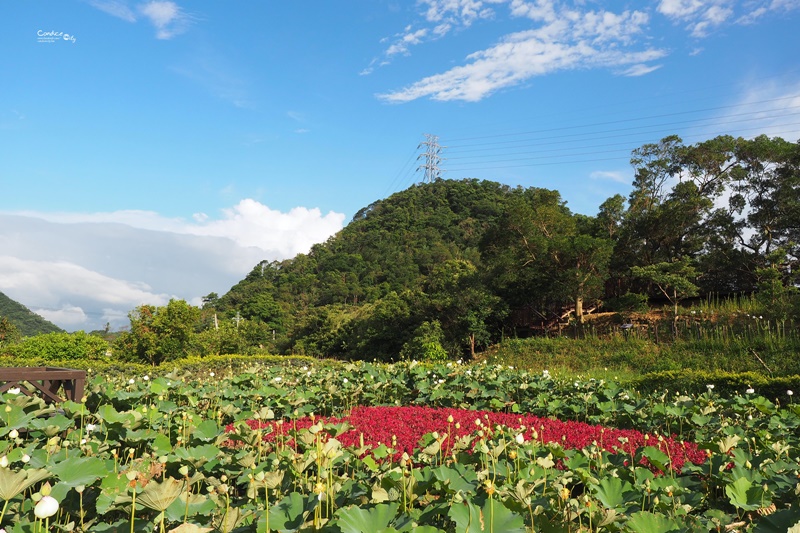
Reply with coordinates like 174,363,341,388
0,201,345,332
375,0,799,102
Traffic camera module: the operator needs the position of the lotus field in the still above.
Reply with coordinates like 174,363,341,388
1,360,799,532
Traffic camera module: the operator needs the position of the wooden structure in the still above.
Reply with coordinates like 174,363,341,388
0,367,86,404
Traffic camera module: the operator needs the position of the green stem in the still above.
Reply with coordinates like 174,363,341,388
130,488,136,533
0,498,9,526
265,485,270,533
184,479,190,523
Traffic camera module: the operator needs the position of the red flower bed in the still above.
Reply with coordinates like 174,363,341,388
230,405,706,471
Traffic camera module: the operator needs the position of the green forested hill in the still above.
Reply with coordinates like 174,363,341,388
215,178,522,359
0,291,63,337
206,134,800,362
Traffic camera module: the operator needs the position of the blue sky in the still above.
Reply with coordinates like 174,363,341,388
2,0,799,331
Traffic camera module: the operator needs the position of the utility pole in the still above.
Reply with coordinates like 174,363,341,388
417,134,444,183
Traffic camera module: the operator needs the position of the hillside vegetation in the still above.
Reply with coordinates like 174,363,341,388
201,134,800,362
6,133,799,370
0,290,62,338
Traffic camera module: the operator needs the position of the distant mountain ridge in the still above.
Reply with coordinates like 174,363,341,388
0,291,63,336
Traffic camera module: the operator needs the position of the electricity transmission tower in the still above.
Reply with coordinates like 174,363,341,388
417,134,444,183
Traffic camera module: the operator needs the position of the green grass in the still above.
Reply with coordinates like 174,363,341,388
482,323,800,377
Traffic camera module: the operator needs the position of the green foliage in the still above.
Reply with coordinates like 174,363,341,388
631,370,800,401
4,330,109,361
0,291,62,336
1,359,799,530
57,135,800,364
113,299,200,365
631,258,699,309
0,317,21,350
604,292,649,313
484,331,800,376
754,262,800,321
400,320,449,362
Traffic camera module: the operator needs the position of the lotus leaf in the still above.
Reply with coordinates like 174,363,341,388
0,467,50,501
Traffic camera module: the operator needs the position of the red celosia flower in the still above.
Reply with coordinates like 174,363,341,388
227,406,706,471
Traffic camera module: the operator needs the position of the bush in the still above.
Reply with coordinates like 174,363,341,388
400,321,449,362
4,331,109,361
604,292,649,313
632,369,800,402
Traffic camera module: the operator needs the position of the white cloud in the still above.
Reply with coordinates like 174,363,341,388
0,200,345,332
380,10,663,102
88,0,137,22
657,0,781,37
374,0,797,102
386,28,429,56
365,0,500,72
421,0,498,25
704,80,800,141
33,305,89,329
139,1,189,39
620,63,663,77
737,0,800,24
509,0,557,22
88,0,192,39
590,170,630,184
657,0,707,19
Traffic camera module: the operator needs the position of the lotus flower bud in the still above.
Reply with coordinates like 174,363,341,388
34,496,59,519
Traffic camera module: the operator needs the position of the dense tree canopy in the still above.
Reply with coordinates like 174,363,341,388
92,134,800,363
201,135,800,360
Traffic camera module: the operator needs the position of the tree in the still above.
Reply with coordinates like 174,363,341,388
0,317,22,351
424,259,503,358
554,234,613,324
399,321,448,362
481,188,574,312
114,299,200,365
631,258,699,335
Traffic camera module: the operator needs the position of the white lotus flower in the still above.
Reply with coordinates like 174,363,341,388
7,387,20,395
34,496,59,519
746,388,755,394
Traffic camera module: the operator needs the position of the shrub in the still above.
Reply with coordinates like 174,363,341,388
5,331,109,361
604,292,649,313
400,321,449,362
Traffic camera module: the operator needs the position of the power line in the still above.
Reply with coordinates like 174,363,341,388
446,94,800,143
445,114,800,163
382,88,800,195
445,125,800,172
